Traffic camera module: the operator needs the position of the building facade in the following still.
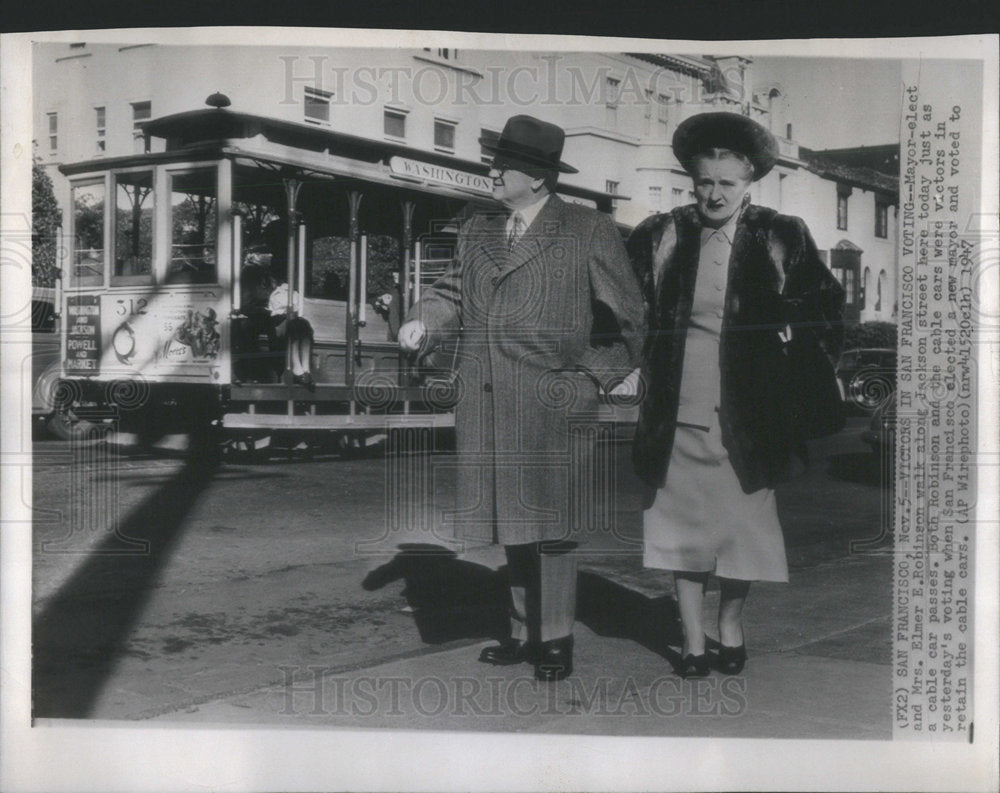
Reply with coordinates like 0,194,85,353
33,43,897,324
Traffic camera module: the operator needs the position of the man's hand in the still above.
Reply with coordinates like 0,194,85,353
608,367,641,398
398,319,427,353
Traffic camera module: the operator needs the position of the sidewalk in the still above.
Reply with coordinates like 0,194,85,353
152,550,892,739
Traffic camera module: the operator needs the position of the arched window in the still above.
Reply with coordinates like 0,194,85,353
767,88,786,136
877,269,888,314
863,267,871,310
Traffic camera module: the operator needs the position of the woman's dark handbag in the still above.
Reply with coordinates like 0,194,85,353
785,330,845,439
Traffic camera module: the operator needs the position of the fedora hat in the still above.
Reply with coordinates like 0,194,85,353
480,115,578,174
672,112,779,181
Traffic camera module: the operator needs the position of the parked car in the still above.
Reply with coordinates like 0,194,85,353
861,391,896,460
835,347,896,411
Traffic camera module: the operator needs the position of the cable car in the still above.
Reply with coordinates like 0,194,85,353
52,95,620,451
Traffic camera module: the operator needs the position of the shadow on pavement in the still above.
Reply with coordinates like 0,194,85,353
576,570,682,660
362,544,683,662
32,441,221,719
362,544,509,644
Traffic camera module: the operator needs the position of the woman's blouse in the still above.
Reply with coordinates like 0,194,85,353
674,215,739,428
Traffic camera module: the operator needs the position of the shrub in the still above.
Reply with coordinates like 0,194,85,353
843,321,897,350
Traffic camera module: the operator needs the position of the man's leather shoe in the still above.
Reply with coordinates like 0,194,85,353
534,635,573,682
479,639,533,666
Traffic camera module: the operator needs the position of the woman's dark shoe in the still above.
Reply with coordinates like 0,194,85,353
293,372,316,391
677,652,711,679
479,639,533,666
534,635,573,682
716,644,747,675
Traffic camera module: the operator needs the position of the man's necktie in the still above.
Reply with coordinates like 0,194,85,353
508,212,526,252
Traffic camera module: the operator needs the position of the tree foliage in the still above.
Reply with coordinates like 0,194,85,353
843,320,897,351
32,159,63,287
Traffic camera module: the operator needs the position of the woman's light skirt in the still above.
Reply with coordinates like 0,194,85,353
643,418,789,582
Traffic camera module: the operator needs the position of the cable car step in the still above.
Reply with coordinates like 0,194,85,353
222,412,455,430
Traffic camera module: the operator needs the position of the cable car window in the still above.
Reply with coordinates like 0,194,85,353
112,170,154,283
71,180,105,287
31,299,56,333
306,233,400,303
366,234,402,302
308,235,350,300
168,168,217,284
237,202,283,250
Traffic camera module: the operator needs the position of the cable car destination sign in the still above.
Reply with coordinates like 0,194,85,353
389,156,492,195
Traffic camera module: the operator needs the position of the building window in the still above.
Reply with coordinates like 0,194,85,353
671,188,684,207
434,118,456,152
836,185,851,231
657,94,670,133
605,180,620,196
131,100,151,128
304,86,332,124
95,106,106,153
47,112,57,152
877,269,887,312
480,128,499,164
648,185,662,212
605,77,620,129
384,108,407,140
875,200,889,238
832,265,857,304
131,100,151,153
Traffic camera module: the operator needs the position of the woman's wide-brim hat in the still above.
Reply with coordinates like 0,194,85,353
672,112,779,181
479,115,578,174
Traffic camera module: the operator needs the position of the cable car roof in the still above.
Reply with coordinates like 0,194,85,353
59,107,620,213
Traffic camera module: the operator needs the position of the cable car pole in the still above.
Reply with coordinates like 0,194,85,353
401,199,416,395
346,190,364,391
283,177,302,406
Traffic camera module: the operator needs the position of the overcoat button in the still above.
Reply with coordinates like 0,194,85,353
483,383,493,393
491,276,498,285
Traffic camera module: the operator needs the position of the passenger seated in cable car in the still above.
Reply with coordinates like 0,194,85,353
267,274,315,389
233,244,278,382
234,239,314,387
258,222,316,389
373,270,404,342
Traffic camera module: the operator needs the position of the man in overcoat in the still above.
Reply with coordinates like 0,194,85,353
399,115,646,681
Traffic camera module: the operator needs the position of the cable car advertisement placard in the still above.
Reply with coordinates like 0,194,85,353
100,290,225,379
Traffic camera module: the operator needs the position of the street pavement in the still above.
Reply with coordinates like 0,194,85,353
30,417,892,737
